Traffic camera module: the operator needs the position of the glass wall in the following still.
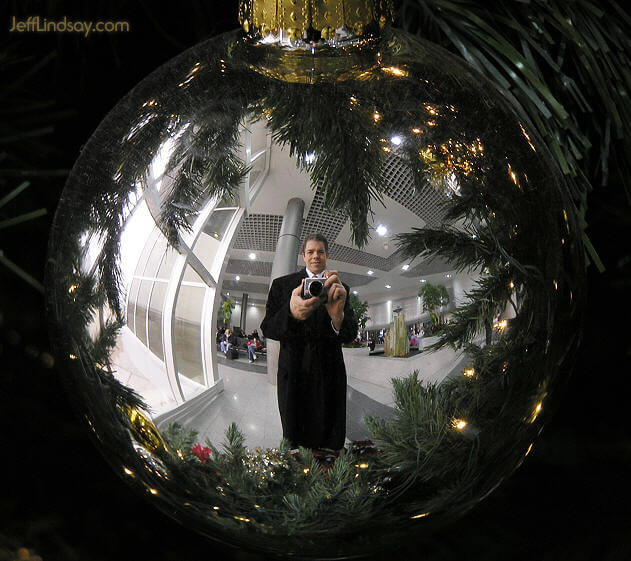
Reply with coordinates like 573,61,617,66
174,266,206,390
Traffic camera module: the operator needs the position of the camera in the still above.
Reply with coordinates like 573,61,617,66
303,277,327,299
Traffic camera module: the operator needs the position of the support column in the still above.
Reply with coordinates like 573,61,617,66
266,197,304,385
240,293,248,333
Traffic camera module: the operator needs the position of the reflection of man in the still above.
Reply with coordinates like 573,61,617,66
261,233,357,451
219,328,235,354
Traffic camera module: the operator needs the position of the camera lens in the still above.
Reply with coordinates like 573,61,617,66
310,280,323,296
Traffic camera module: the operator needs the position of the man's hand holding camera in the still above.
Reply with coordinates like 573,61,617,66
323,271,346,331
289,279,321,321
289,271,346,331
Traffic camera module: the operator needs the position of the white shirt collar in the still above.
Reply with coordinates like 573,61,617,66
305,267,327,279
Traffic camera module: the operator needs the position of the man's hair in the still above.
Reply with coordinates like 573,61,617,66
302,233,329,254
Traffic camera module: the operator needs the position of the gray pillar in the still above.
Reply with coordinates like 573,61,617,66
267,197,304,385
240,293,248,332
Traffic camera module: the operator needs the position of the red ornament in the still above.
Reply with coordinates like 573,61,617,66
192,443,212,463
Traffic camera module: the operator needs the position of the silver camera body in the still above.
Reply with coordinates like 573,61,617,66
302,277,326,299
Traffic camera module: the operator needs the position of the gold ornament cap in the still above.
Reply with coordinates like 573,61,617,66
238,0,395,40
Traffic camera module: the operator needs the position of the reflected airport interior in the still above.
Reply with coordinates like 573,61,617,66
103,117,487,450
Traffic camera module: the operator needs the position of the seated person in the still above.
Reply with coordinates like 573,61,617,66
247,337,262,362
219,328,235,354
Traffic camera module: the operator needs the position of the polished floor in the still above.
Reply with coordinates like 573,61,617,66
112,328,468,451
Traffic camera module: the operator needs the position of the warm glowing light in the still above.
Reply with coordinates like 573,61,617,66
303,468,310,474
373,111,381,122
381,66,408,77
562,209,570,233
69,354,77,360
496,319,508,331
234,516,251,523
507,163,521,189
382,146,391,153
426,120,436,127
519,122,537,151
68,284,77,294
424,103,438,116
149,488,159,495
452,418,467,430
213,506,220,510
530,402,543,422
411,512,429,519
553,280,558,290
359,463,368,469
123,467,134,476
509,281,515,289
525,443,533,456
376,224,388,236
463,368,475,378
412,127,422,134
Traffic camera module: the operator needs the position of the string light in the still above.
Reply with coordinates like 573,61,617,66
69,354,77,360
381,66,408,77
373,111,381,123
451,418,467,430
68,284,77,294
495,319,508,331
531,402,543,422
123,467,134,476
411,512,429,519
463,367,475,378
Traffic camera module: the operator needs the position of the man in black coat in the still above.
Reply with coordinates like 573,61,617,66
261,233,357,452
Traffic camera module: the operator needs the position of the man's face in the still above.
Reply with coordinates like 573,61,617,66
226,329,230,335
302,240,327,275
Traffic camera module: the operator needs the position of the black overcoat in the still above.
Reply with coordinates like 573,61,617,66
260,269,357,450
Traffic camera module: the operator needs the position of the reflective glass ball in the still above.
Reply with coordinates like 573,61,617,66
46,25,585,558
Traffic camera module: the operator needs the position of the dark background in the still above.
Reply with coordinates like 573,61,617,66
1,1,630,560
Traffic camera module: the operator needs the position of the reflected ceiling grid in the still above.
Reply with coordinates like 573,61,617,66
381,154,449,228
226,259,273,277
230,155,453,273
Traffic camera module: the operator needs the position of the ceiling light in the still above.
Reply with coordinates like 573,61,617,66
367,270,374,275
419,279,426,283
235,275,240,281
352,290,358,295
385,284,392,289
248,252,256,260
401,264,410,271
390,135,402,145
376,224,388,236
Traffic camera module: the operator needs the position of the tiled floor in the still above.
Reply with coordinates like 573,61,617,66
112,331,465,451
